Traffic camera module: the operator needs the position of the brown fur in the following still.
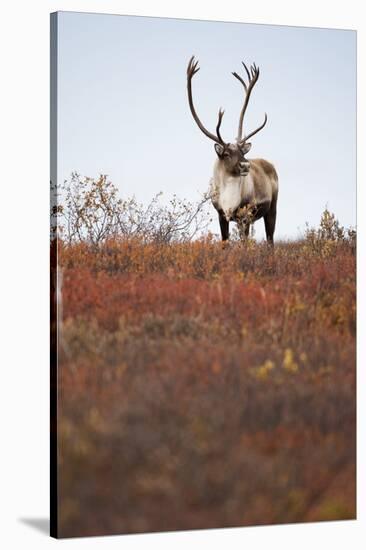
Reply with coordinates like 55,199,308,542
253,158,278,179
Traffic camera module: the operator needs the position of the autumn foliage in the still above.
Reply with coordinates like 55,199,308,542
54,216,356,537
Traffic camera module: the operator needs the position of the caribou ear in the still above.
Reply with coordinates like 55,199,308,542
214,143,225,157
241,142,252,155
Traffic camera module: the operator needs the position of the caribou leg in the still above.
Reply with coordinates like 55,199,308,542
218,212,229,241
264,201,277,245
238,220,250,241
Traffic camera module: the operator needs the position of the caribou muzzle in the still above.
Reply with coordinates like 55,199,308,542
239,160,250,176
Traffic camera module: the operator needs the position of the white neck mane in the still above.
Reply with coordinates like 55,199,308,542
210,160,254,221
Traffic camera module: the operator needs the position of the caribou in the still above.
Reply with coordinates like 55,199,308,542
187,56,278,244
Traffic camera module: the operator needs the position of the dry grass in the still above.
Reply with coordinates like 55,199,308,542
56,236,356,537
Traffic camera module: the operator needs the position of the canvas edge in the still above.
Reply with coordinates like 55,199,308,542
50,10,59,540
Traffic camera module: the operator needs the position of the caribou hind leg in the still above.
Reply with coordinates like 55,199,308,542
264,199,277,245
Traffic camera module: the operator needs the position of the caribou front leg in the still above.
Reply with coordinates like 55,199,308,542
218,211,229,242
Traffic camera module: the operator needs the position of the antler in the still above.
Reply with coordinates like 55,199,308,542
232,62,267,143
187,56,226,145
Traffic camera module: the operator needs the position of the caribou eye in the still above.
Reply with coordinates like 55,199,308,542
223,152,230,158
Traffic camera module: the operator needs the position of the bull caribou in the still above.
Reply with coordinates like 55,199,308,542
187,56,278,244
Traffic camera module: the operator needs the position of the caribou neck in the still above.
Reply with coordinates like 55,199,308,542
211,160,252,222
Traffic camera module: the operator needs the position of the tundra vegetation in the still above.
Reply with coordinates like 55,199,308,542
52,174,356,537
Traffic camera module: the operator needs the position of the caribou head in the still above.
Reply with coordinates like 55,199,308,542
187,56,267,176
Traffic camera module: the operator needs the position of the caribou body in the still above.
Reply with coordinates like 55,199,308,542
187,56,278,244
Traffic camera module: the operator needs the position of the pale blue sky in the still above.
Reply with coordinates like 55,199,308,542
56,12,356,239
